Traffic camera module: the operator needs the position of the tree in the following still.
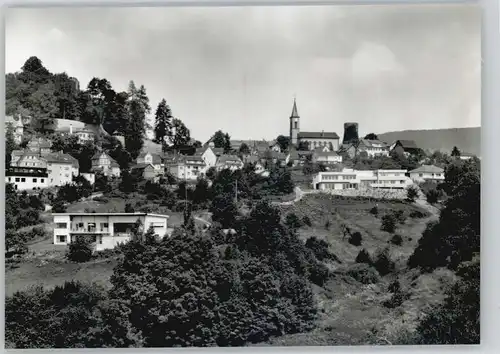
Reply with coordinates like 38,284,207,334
406,185,419,203
29,82,59,131
451,146,461,157
52,200,67,213
211,130,232,153
124,81,150,160
239,143,250,155
381,214,397,233
67,236,93,262
276,135,290,152
364,133,378,140
171,118,191,149
153,99,172,151
210,193,238,229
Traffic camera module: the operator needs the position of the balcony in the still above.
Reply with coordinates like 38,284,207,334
70,228,110,234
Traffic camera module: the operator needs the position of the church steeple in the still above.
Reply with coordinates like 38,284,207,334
290,98,299,118
289,97,300,146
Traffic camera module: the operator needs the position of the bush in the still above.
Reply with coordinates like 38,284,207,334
373,248,395,276
426,189,441,204
381,214,397,233
355,249,372,265
346,264,380,284
348,232,363,246
410,210,426,219
124,203,134,213
52,200,66,213
67,236,93,263
369,206,379,216
302,215,312,227
390,234,403,246
406,185,419,203
308,261,330,286
285,213,303,230
305,237,340,263
393,210,407,224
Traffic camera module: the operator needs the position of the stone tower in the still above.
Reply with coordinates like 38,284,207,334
342,122,359,145
289,98,300,146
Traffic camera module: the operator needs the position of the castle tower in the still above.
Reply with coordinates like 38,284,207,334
289,98,300,146
342,122,359,145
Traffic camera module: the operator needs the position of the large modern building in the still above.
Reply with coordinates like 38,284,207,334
52,212,170,251
408,165,445,183
312,169,413,191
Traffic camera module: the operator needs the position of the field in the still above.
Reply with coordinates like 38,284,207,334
258,194,457,346
6,192,456,345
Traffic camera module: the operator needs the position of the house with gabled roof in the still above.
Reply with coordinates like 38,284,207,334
194,146,218,167
312,148,343,165
137,152,163,171
131,163,157,180
389,140,420,156
357,139,390,158
408,165,445,183
91,152,121,178
216,154,244,171
168,155,207,181
45,152,80,186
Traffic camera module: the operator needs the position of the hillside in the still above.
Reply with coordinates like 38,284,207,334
377,127,480,156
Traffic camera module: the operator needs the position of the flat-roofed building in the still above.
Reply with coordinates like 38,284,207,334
312,169,413,191
52,212,170,251
5,166,48,191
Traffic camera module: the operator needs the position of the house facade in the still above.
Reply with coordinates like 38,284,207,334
131,163,157,180
409,165,445,183
75,128,96,144
194,146,218,168
216,155,244,171
389,140,420,156
312,147,343,165
357,139,390,158
169,155,207,181
312,169,413,191
46,152,80,187
91,152,121,177
27,137,52,156
52,212,169,251
14,152,48,169
5,167,48,191
137,152,163,171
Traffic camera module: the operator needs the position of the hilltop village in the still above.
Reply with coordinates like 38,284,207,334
5,57,480,348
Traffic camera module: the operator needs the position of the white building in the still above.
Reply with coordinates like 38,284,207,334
52,212,170,251
312,168,413,191
194,146,218,167
168,155,207,181
408,165,445,183
75,127,96,144
81,173,96,185
91,152,121,177
216,155,244,171
46,152,80,186
5,167,48,191
137,152,163,172
357,139,390,158
14,151,47,168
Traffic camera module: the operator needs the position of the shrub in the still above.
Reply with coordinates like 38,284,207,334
393,210,407,224
373,248,395,276
369,206,379,216
355,249,372,265
308,261,330,286
67,236,93,263
381,214,397,233
305,237,340,263
302,215,312,227
410,210,426,219
406,185,419,203
52,200,66,213
346,264,380,284
390,234,403,246
124,203,134,213
348,232,363,246
426,189,441,204
285,213,303,230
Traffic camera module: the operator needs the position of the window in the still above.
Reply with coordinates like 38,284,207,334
33,178,37,183
57,235,67,243
8,177,11,182
41,179,44,183
15,178,20,182
21,178,26,182
100,223,109,231
99,236,103,244
56,223,67,228
88,223,96,232
419,173,423,177
294,121,298,129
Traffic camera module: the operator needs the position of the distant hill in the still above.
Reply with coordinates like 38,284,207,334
377,127,481,156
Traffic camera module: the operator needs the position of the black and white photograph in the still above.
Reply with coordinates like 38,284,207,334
4,4,480,348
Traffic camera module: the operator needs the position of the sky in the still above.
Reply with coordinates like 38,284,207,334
6,4,481,142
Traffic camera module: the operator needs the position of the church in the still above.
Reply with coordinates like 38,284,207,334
289,99,340,151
